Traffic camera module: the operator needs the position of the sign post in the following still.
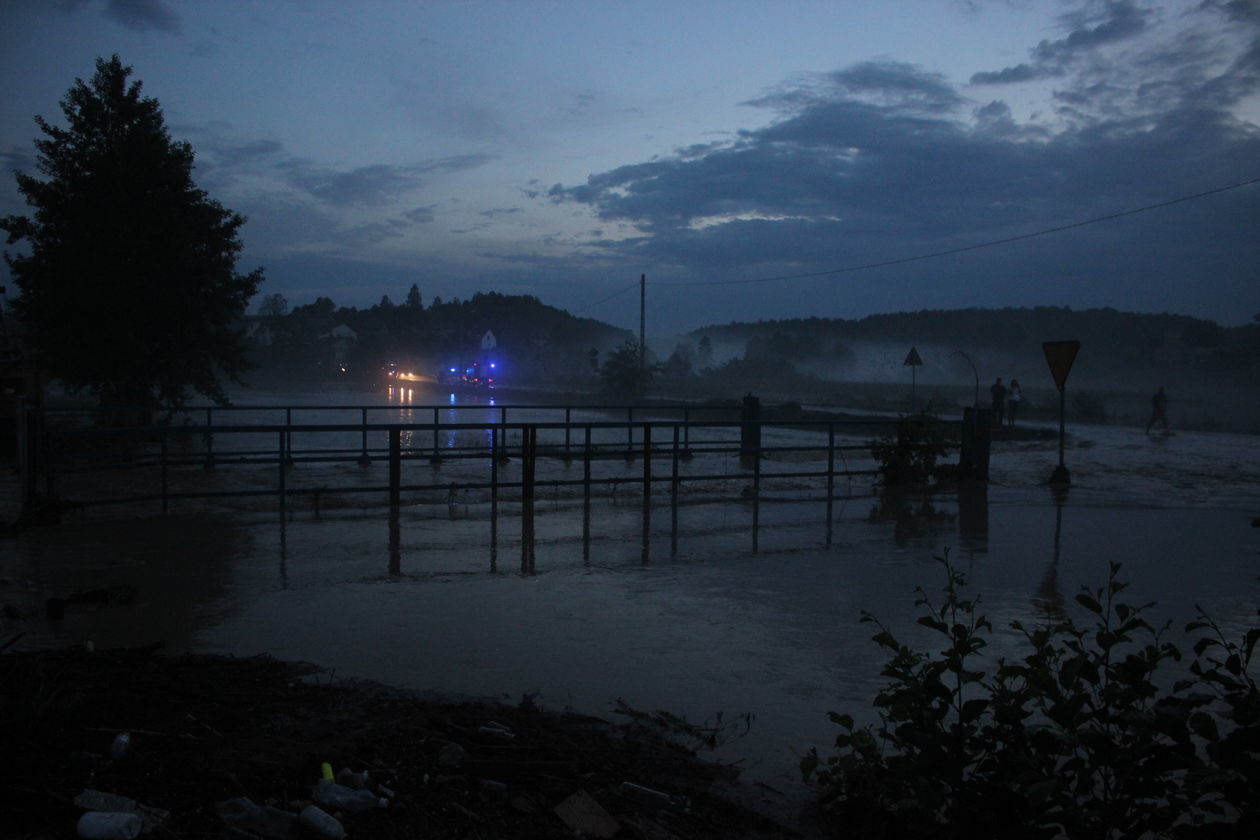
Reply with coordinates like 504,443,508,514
903,346,923,406
1042,340,1080,485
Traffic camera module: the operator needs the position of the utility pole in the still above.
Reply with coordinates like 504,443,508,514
639,273,646,378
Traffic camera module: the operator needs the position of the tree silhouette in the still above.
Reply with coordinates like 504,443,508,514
1,55,263,413
599,339,657,400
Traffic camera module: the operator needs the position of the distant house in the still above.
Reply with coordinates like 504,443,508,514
243,317,275,346
319,323,359,371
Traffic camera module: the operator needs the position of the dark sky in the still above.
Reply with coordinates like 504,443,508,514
2,0,1258,335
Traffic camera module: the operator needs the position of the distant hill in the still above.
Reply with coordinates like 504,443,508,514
669,307,1258,433
685,306,1257,384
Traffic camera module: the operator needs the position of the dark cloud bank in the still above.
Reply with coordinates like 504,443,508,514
545,1,1260,329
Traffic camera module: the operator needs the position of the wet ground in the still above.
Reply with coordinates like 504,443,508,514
2,393,1258,829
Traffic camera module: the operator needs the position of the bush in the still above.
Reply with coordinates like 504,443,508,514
870,410,951,486
802,555,1260,838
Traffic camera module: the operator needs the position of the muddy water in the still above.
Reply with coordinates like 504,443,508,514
2,386,1258,821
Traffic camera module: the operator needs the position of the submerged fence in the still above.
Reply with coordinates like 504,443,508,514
16,401,969,556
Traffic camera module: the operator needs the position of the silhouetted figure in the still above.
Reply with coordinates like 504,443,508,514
990,377,1007,427
1007,378,1021,428
1146,386,1169,434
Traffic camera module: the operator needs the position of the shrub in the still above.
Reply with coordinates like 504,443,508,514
870,410,951,486
802,555,1260,838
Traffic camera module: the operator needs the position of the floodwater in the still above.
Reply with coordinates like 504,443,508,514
3,384,1258,824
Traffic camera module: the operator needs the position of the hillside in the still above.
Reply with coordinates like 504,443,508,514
664,307,1259,433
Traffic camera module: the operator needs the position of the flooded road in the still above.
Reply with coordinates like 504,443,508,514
3,386,1258,819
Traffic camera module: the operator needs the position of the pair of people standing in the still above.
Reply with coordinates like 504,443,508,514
991,377,1021,428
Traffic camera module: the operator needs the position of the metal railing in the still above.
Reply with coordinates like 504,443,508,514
20,403,959,555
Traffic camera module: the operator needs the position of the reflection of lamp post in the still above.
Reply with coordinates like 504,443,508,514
952,349,979,407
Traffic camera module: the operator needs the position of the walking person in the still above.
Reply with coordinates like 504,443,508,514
990,377,1007,427
1146,386,1169,434
1007,378,1021,428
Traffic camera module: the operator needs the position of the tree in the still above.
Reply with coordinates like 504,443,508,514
599,339,657,399
258,293,288,320
404,283,423,310
0,56,263,412
696,335,714,370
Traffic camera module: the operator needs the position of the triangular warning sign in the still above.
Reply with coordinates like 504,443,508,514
903,346,923,366
1042,340,1080,390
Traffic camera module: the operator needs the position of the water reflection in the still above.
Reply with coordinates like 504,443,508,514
958,482,989,553
868,490,957,545
2,516,253,651
381,504,394,575
1033,486,1069,620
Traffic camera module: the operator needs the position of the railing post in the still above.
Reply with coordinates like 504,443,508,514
204,407,215,470
490,425,499,550
359,407,370,464
389,426,401,509
521,425,537,574
285,407,293,465
277,430,286,517
826,422,836,547
751,438,761,555
582,425,592,562
671,424,680,556
641,424,651,563
432,408,440,461
626,407,634,454
564,407,572,458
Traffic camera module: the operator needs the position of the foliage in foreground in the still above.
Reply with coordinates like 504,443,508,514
802,556,1260,839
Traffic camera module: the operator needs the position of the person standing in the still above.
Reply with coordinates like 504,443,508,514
1146,386,1169,434
990,377,1007,427
1007,379,1021,428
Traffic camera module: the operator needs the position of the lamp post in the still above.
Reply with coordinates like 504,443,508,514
952,349,979,407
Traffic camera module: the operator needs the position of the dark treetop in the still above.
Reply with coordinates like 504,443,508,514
1,55,263,410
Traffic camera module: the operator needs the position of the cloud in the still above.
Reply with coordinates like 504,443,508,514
749,60,965,115
971,0,1152,85
542,13,1260,327
102,0,180,33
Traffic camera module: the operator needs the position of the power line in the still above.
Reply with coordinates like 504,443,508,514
648,176,1260,288
571,280,640,315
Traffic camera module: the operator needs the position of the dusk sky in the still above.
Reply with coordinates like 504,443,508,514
2,0,1258,336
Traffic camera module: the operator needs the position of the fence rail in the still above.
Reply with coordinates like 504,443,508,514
17,402,966,557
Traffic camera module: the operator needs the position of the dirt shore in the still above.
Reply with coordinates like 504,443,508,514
1,645,808,839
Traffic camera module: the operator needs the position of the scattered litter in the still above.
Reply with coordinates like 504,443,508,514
109,732,130,760
311,779,387,812
298,803,346,839
216,796,295,839
615,780,691,812
76,811,141,839
73,789,168,832
335,766,371,789
439,741,468,768
553,789,620,839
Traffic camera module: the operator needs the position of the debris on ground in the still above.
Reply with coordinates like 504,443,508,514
0,645,803,838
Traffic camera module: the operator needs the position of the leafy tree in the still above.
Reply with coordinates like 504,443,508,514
599,339,656,399
258,293,288,320
1,56,262,411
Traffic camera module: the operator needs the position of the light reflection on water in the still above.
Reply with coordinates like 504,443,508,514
3,383,1258,819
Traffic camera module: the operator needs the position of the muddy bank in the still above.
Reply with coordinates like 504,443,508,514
0,645,805,839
